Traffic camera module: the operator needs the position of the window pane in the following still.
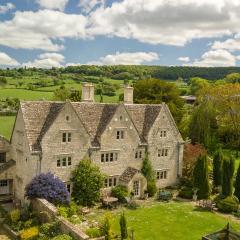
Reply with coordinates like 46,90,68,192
110,153,113,162
106,153,109,162
104,179,108,187
121,131,124,139
113,177,117,186
62,133,66,142
62,158,66,166
68,133,71,142
68,157,72,166
115,153,118,161
116,131,120,139
0,152,6,163
57,159,61,167
101,154,104,162
109,178,112,187
135,152,138,159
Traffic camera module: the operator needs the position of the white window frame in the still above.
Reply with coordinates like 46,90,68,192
57,156,72,168
158,148,169,157
62,132,72,143
104,176,118,188
101,152,118,163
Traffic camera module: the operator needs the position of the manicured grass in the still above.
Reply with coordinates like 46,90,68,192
0,88,53,100
0,115,16,140
90,202,240,240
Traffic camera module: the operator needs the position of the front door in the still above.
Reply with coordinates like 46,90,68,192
0,180,9,195
133,180,140,198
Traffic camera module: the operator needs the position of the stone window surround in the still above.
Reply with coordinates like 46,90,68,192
159,129,167,137
135,149,144,159
56,155,72,168
61,132,72,143
104,175,119,188
156,169,169,180
157,147,170,157
116,128,126,140
0,179,8,186
100,150,119,163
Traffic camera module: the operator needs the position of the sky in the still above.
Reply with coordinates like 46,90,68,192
0,0,240,68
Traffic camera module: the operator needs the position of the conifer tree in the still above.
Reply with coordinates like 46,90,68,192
141,152,157,197
234,164,240,201
193,155,210,199
213,149,223,187
120,212,128,240
222,156,235,197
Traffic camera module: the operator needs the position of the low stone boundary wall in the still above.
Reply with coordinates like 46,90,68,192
31,198,99,240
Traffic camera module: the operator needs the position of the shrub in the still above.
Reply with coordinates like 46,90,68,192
86,228,102,238
20,227,39,240
127,200,140,210
158,190,173,201
147,180,157,197
10,209,20,223
222,157,235,197
100,214,115,240
72,159,104,206
111,185,128,203
51,234,73,240
25,172,70,205
120,212,128,240
178,187,193,199
39,222,61,237
217,196,239,213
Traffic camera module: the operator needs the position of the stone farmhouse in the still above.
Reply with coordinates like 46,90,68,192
0,83,184,203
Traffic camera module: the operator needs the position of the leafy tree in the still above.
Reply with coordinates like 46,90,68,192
25,172,70,205
222,156,235,197
141,153,157,197
192,155,210,199
0,76,7,88
189,77,210,95
69,90,81,102
71,159,104,206
234,164,240,201
120,212,128,240
189,101,218,151
53,85,71,101
133,79,184,124
224,73,240,83
212,149,223,188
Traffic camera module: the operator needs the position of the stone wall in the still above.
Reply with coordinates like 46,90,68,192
31,198,95,240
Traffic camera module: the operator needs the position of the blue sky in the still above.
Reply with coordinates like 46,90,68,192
0,0,240,68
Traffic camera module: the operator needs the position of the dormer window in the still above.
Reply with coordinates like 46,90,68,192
119,115,123,121
62,132,71,142
116,130,124,139
160,130,167,138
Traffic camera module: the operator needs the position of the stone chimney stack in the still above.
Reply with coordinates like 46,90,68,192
124,85,133,104
82,82,95,102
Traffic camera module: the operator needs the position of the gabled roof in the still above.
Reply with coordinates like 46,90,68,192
119,167,141,184
19,101,167,151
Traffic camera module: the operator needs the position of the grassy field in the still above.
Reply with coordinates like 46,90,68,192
89,201,240,240
0,115,15,140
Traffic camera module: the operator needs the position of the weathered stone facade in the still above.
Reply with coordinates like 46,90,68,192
0,84,184,202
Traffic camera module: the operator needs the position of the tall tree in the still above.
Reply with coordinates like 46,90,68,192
222,156,235,197
234,164,240,201
141,153,157,197
71,159,104,206
212,149,223,188
120,212,128,240
133,78,184,124
192,155,210,199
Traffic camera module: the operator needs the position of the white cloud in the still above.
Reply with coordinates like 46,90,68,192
23,53,65,68
0,3,15,14
211,38,240,52
178,57,190,62
36,0,68,11
0,52,19,66
87,51,159,65
79,0,104,13
192,49,239,67
0,10,87,51
87,0,240,46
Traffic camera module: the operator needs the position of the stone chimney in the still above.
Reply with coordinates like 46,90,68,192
124,85,133,104
82,82,95,102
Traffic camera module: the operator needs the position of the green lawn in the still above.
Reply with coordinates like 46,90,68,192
89,201,240,240
0,115,15,140
0,88,53,100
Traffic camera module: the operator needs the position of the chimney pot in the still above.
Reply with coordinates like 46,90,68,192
82,82,95,102
124,85,133,104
